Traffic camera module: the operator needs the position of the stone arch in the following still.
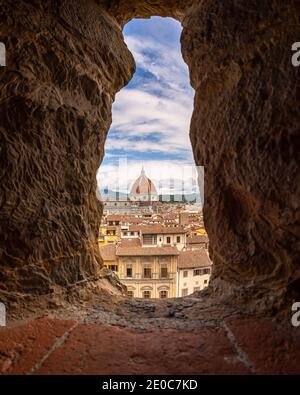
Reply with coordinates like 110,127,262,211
157,285,170,291
98,0,195,26
0,0,299,313
140,286,153,291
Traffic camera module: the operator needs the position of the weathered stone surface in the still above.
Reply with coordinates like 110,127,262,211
0,0,134,300
181,0,300,303
225,317,300,374
34,321,249,374
1,316,299,375
99,0,194,26
0,0,299,314
0,317,75,374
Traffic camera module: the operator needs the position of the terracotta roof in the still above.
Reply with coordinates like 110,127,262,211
187,235,209,244
130,168,157,196
151,217,163,222
99,243,116,261
138,225,187,235
116,246,179,257
119,238,141,247
107,214,123,221
122,217,144,224
127,225,141,232
162,213,177,220
178,249,212,269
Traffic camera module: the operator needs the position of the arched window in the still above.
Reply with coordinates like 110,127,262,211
143,290,151,299
159,290,168,299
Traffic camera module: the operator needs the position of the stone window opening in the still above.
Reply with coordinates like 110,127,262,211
98,16,210,301
0,1,297,376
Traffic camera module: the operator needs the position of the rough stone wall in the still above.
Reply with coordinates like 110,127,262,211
181,0,300,302
0,0,134,300
0,0,299,310
98,0,194,26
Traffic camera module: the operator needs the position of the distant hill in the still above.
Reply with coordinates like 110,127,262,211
158,193,201,203
99,188,200,203
100,189,128,200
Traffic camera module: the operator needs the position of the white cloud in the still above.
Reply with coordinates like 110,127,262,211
105,25,195,158
97,18,197,195
108,88,193,154
125,35,190,93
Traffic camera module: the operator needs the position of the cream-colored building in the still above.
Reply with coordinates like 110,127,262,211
99,210,212,299
121,225,141,239
139,225,187,251
177,249,212,296
116,244,178,299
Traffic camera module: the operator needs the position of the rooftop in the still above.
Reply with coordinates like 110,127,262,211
99,243,116,261
127,225,142,232
178,248,212,269
139,225,187,235
119,238,141,248
187,235,209,244
107,214,123,221
130,167,157,197
116,246,179,257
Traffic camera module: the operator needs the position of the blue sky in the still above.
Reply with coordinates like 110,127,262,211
97,17,197,194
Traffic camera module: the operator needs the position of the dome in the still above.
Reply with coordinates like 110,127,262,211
129,167,158,202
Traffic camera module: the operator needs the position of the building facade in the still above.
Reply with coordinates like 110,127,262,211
177,249,212,296
116,246,178,298
98,196,213,299
139,225,187,251
103,199,141,215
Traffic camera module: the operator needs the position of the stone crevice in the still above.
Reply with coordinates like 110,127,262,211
28,322,78,375
222,321,256,374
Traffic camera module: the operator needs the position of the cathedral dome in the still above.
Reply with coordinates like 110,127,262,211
129,167,158,202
